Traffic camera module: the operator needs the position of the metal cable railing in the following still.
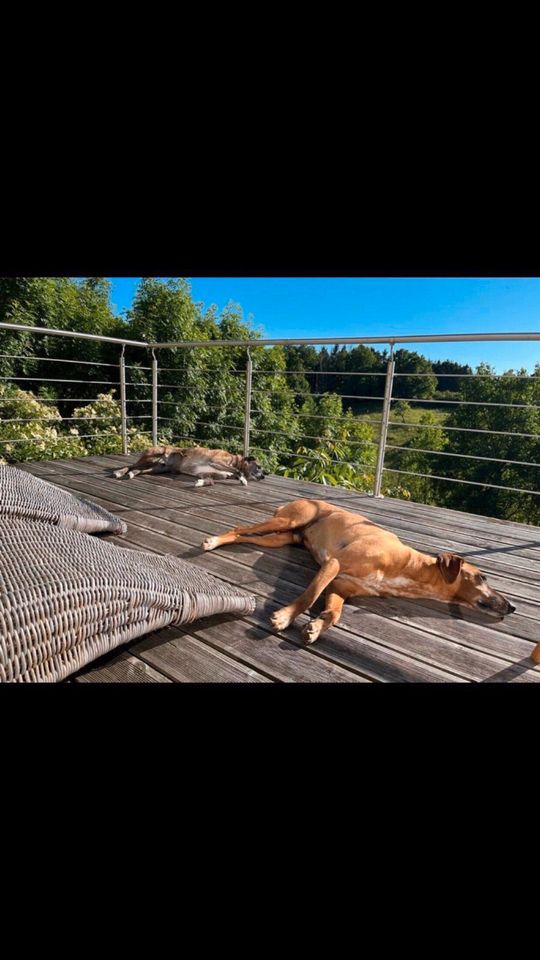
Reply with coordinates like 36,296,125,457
1,323,538,511
383,468,540,497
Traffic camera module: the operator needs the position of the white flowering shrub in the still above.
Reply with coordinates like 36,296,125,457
0,384,87,461
72,392,151,454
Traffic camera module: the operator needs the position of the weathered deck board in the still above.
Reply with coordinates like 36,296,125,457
20,454,540,683
74,650,172,683
140,620,373,684
128,628,273,683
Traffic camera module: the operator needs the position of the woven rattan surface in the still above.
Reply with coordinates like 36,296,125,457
0,464,127,534
0,519,256,682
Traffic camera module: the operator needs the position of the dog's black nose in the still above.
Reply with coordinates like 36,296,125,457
507,603,516,614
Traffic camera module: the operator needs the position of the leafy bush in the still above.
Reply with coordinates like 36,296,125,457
73,392,152,455
0,384,87,462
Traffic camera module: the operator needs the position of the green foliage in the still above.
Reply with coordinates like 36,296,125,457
439,364,540,523
0,383,86,462
392,399,412,421
390,411,449,505
431,359,473,393
0,278,122,405
277,393,377,492
278,442,374,491
72,392,152,456
392,350,438,399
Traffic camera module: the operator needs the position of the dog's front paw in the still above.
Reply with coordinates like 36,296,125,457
270,607,295,631
112,469,125,479
239,475,248,486
302,619,322,645
127,471,136,480
202,536,220,551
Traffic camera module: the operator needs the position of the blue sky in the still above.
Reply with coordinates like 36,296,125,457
109,278,540,372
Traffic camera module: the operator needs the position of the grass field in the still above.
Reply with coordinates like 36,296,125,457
355,404,449,447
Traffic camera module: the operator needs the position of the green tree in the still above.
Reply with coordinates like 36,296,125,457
126,282,302,461
440,364,540,523
431,359,473,394
393,349,437,400
0,278,121,408
393,399,412,421
278,393,377,491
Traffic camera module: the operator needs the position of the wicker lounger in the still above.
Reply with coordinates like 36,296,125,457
0,464,127,534
0,519,256,682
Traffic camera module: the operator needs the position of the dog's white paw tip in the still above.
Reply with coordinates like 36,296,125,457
302,623,320,645
239,476,248,486
194,479,205,487
270,609,293,631
202,537,219,551
127,471,136,480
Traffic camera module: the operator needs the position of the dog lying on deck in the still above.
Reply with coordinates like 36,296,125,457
201,498,516,645
112,444,266,487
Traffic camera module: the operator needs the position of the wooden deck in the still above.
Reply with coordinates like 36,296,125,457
21,454,540,684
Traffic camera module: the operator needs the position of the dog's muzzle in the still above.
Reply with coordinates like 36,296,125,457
477,598,516,616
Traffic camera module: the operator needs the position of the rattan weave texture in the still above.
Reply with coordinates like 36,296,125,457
0,519,256,682
0,465,127,534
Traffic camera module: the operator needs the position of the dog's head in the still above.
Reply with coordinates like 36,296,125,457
437,552,515,617
241,456,267,481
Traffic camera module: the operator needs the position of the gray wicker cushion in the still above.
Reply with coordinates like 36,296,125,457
0,519,256,682
0,464,127,534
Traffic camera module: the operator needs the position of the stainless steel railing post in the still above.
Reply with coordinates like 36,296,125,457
244,348,252,457
373,349,395,497
151,350,158,446
119,346,128,455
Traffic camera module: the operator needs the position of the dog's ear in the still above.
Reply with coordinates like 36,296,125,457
437,552,464,583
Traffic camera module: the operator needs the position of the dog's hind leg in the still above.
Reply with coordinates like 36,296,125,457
201,515,302,551
201,500,317,551
227,532,298,548
120,462,166,480
302,587,346,645
270,558,340,631
113,451,164,479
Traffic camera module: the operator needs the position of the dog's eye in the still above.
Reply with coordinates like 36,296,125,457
478,575,487,583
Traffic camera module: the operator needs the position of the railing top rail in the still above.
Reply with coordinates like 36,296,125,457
0,321,149,349
150,332,540,349
2,323,540,350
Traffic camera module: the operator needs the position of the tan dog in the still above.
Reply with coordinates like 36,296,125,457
202,498,516,644
112,445,266,487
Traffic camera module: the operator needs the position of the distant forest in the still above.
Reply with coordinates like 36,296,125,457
1,277,538,524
